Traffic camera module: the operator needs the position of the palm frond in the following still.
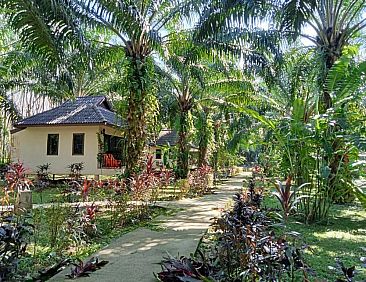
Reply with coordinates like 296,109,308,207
195,0,278,41
2,0,85,63
280,0,317,34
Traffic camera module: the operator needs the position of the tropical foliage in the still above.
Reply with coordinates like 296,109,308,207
0,0,366,279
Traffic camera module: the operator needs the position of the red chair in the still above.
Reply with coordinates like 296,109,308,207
103,154,121,168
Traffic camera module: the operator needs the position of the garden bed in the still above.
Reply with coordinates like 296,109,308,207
5,205,173,281
157,174,366,282
1,162,217,281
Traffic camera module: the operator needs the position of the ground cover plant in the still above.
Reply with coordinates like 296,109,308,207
157,173,366,281
0,161,166,280
157,177,312,281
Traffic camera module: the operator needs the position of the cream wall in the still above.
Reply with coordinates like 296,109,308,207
148,146,164,168
11,125,122,176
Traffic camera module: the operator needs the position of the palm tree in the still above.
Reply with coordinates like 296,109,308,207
156,35,204,178
3,0,285,179
279,0,366,202
2,0,199,177
0,93,20,163
157,32,257,178
280,0,366,110
195,105,214,167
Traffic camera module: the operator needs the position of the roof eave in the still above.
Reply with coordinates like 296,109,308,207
13,122,124,128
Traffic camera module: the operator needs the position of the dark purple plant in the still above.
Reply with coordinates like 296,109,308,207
206,192,311,281
155,252,214,282
0,214,33,281
334,259,357,282
67,257,108,279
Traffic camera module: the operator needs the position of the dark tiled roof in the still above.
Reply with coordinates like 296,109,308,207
14,96,124,128
155,130,178,146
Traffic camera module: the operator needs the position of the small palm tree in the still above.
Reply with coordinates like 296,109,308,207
158,31,257,178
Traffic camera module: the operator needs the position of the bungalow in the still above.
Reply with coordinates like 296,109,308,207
148,129,199,169
11,96,125,176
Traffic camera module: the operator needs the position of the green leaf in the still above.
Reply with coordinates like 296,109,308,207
321,166,331,179
238,107,275,129
353,187,366,209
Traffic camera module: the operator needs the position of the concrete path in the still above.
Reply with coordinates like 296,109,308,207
50,174,245,282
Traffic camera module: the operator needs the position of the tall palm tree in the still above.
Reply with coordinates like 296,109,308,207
279,0,366,202
157,32,256,178
2,0,199,177
156,35,204,178
195,105,214,167
3,0,284,178
280,0,366,110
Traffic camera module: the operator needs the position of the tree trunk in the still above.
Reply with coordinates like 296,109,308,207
322,48,351,203
212,121,220,182
321,53,338,112
124,56,149,178
198,140,208,167
176,109,190,179
198,109,212,167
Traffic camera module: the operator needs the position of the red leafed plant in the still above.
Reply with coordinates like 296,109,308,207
273,176,309,221
5,162,32,193
110,179,126,195
2,162,32,206
93,179,104,190
145,154,154,176
85,203,97,221
82,180,92,201
188,165,213,196
160,169,173,188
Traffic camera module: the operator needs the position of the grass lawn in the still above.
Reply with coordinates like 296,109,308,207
0,185,123,205
0,185,191,206
264,195,366,281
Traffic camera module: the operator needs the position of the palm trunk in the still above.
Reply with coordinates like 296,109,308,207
176,109,190,179
322,48,351,203
198,109,212,167
322,53,338,111
212,121,220,182
124,56,150,178
198,140,208,167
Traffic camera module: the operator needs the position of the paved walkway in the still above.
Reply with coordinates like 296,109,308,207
50,174,246,282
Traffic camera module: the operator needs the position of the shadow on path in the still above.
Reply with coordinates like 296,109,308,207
50,174,246,282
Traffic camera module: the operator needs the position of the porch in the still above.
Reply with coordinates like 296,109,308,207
97,153,123,169
97,132,124,169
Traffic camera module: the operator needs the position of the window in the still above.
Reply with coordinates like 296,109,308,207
47,134,59,155
73,133,85,155
156,149,162,159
